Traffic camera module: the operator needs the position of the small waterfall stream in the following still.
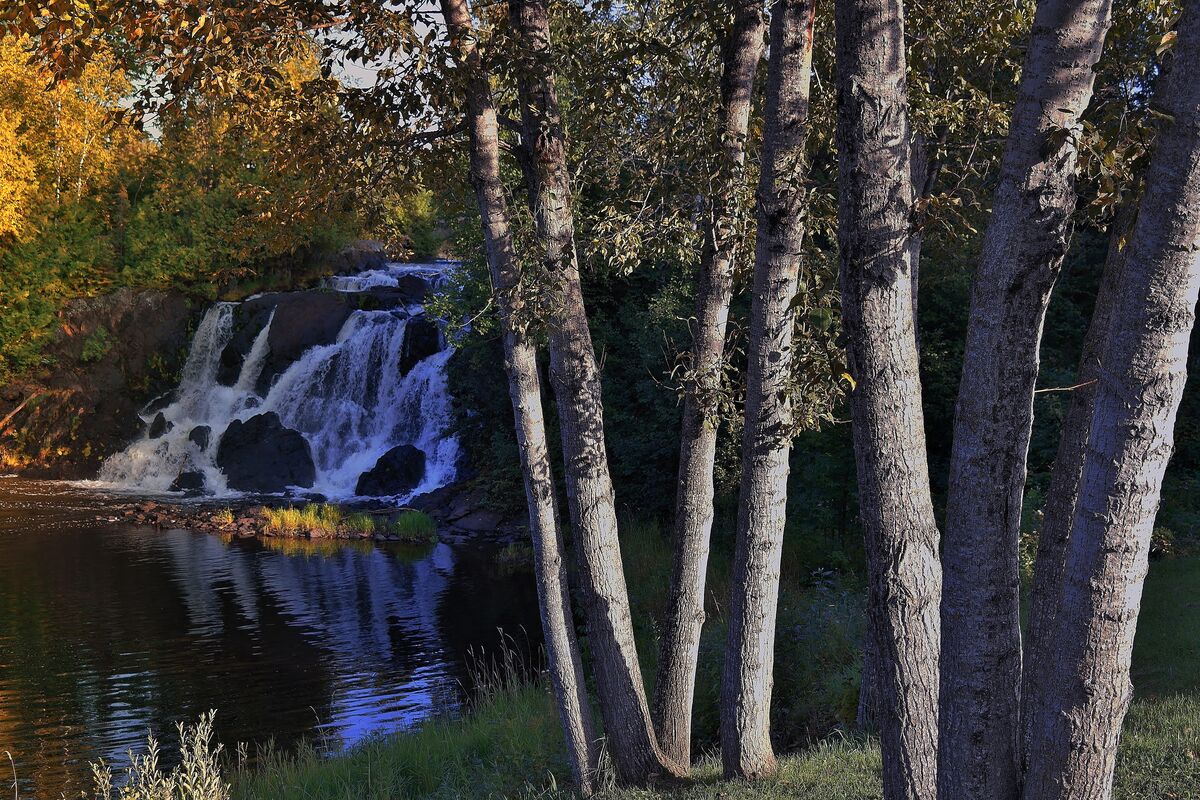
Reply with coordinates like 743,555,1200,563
91,263,459,500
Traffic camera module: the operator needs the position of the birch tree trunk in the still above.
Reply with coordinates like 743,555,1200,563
1023,7,1200,795
720,0,816,779
1020,204,1132,766
834,0,941,797
655,0,765,768
939,1,1113,796
509,0,686,783
439,0,598,791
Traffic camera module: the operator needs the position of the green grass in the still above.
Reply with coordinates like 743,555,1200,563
387,510,438,543
255,505,437,542
98,542,1199,800
343,512,379,536
260,503,345,536
233,681,570,800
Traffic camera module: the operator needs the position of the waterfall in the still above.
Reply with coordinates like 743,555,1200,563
323,262,450,293
90,264,459,500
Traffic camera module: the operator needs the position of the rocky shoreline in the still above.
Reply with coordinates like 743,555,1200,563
110,480,528,546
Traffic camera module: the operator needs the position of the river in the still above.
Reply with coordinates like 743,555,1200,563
0,478,539,797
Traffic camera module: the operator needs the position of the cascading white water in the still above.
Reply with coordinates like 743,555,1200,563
91,266,459,500
323,262,450,292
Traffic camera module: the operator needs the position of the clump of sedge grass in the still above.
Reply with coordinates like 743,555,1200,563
343,512,378,535
259,504,343,536
211,508,235,526
388,510,438,543
496,541,533,573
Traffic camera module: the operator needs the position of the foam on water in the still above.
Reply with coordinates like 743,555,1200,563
88,267,459,500
323,261,453,292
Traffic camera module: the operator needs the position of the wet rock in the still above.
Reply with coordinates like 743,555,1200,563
355,444,425,497
188,425,211,451
148,412,173,439
169,470,207,494
256,292,356,393
142,391,176,416
452,509,505,532
216,412,316,493
394,274,428,303
399,316,441,375
214,303,274,387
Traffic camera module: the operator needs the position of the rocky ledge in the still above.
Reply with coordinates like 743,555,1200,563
114,481,528,546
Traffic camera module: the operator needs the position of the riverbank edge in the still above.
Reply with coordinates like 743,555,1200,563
110,478,528,546
230,554,1200,799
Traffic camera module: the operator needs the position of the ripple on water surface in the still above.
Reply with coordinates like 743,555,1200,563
0,478,539,797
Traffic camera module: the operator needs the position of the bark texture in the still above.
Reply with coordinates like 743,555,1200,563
439,0,598,791
939,0,1114,796
509,0,686,784
1020,203,1132,766
656,1,765,767
720,0,816,779
859,132,929,735
1023,7,1200,796
834,0,941,797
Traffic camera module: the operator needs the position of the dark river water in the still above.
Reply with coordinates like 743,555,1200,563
0,479,540,797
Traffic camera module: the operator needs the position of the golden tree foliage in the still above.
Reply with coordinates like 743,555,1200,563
0,111,37,241
0,35,141,214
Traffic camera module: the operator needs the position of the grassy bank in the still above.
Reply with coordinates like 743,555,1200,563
221,534,1199,799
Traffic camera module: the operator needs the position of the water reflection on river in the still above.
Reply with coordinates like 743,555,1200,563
0,479,540,797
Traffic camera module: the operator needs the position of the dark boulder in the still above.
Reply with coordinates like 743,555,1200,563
253,292,356,393
142,391,176,416
188,425,211,451
394,274,429,303
355,444,425,497
216,412,316,493
327,240,388,274
169,470,207,495
214,302,275,386
148,412,173,439
399,317,441,375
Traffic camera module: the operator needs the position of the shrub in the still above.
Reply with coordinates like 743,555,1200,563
89,711,229,800
80,325,114,363
1150,526,1176,558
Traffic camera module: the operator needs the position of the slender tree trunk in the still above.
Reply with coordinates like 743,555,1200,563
938,2,1113,796
1024,8,1200,795
439,0,598,792
834,0,941,797
720,0,816,779
857,132,930,734
1020,203,1133,767
508,0,687,783
655,0,765,768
